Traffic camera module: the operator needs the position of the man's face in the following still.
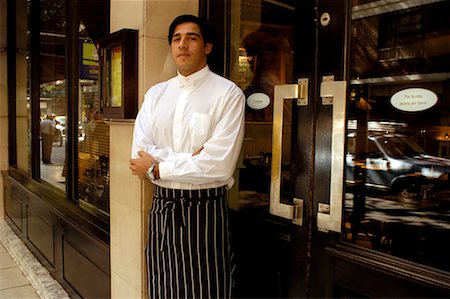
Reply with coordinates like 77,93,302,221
171,22,212,76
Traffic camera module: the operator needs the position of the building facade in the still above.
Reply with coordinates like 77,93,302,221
1,0,450,298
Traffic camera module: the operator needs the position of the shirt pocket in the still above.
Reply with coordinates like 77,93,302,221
189,112,212,152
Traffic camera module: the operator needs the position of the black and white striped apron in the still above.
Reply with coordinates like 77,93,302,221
147,185,235,299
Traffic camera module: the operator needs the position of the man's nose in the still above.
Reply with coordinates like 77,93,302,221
179,36,188,48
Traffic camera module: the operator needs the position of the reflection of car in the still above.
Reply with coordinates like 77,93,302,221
346,134,450,194
52,116,86,144
54,116,65,146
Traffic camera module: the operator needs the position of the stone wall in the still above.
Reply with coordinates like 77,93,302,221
0,0,9,220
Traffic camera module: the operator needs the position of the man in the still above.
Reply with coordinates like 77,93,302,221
40,113,56,164
129,14,245,299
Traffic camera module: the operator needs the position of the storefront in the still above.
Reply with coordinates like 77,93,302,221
2,0,111,297
1,0,449,298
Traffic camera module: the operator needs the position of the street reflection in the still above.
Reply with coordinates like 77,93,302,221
345,189,450,271
345,0,450,271
40,135,66,190
345,119,450,272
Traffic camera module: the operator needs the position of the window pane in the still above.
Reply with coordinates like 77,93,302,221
227,0,296,213
77,23,109,216
39,0,66,190
345,1,450,272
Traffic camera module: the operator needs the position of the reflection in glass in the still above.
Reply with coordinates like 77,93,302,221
345,0,450,272
77,25,110,216
280,98,294,204
39,0,66,190
227,2,298,297
228,0,295,212
15,0,110,217
377,135,424,158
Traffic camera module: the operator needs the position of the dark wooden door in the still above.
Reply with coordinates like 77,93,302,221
225,0,348,297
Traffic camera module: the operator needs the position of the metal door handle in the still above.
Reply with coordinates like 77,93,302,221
270,84,305,225
317,79,347,232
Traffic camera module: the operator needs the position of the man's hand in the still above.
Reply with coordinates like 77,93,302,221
130,151,157,180
192,147,204,156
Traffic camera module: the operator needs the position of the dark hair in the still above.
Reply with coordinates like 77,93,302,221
168,14,214,45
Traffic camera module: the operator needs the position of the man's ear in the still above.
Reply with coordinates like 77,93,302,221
205,43,213,55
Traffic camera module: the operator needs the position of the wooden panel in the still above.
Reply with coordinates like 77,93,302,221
63,219,110,274
4,187,23,231
4,164,110,298
328,244,450,298
27,208,55,267
63,239,110,298
333,257,448,298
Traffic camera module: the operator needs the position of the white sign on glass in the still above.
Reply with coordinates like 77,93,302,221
390,88,438,112
247,92,270,110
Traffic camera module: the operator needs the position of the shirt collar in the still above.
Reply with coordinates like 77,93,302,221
177,65,210,88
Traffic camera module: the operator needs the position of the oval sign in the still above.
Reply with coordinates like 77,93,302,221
390,88,438,112
247,92,270,110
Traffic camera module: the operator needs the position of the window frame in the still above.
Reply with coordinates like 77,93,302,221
7,0,110,244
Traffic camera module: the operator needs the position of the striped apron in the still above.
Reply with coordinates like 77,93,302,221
147,185,235,299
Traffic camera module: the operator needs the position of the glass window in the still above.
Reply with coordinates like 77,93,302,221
38,0,66,190
345,1,450,272
227,0,296,211
12,0,109,219
77,25,110,216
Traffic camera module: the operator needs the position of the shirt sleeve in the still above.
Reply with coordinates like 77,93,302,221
131,89,165,159
132,89,192,161
158,86,246,185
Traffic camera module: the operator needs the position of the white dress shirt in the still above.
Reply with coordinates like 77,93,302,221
132,66,245,190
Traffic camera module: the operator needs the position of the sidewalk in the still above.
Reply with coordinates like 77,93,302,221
0,220,70,299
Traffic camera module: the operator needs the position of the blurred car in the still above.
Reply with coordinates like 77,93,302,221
346,134,450,196
52,115,88,144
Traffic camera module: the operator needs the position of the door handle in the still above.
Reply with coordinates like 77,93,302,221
317,78,347,232
270,83,306,226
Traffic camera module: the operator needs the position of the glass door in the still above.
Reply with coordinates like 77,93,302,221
344,0,450,273
221,0,450,297
225,1,317,297
331,1,450,297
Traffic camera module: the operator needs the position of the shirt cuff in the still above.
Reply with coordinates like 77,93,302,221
158,161,175,180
